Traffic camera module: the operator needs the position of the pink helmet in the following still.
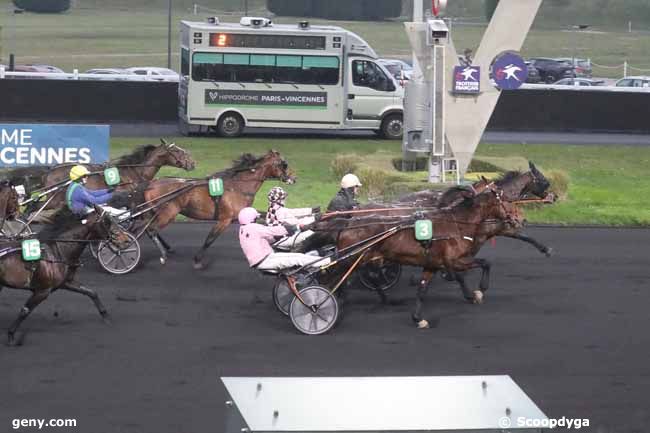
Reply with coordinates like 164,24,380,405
238,207,260,225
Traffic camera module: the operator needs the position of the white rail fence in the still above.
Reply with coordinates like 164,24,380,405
0,66,178,82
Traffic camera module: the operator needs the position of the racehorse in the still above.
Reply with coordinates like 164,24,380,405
0,207,131,345
35,140,196,214
142,150,295,268
315,187,524,328
0,181,20,234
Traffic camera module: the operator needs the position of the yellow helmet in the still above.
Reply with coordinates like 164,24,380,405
70,165,90,181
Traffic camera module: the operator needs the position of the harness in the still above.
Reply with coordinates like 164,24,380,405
66,182,81,212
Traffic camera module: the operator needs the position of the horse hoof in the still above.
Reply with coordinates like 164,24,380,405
160,257,166,265
101,313,113,326
473,290,484,304
7,333,23,346
544,247,554,258
193,261,204,270
417,320,430,329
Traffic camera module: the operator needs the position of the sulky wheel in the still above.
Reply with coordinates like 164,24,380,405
358,261,402,292
289,285,339,336
97,232,141,275
272,274,315,316
0,218,32,238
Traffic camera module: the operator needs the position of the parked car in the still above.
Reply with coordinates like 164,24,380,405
83,68,129,80
27,64,65,74
554,78,605,86
527,57,575,83
377,59,413,82
525,61,541,83
554,58,592,78
125,67,179,82
615,76,650,88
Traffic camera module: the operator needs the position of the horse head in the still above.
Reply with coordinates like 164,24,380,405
158,139,196,171
263,150,295,184
88,205,132,249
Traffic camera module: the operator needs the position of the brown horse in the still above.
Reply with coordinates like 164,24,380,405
322,188,523,328
0,207,131,345
33,141,196,214
0,181,20,234
141,150,294,268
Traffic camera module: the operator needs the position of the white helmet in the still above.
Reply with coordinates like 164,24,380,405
341,173,362,189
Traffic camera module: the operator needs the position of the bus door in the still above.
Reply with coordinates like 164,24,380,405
346,59,397,126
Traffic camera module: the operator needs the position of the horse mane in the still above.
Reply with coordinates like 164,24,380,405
210,153,265,179
0,166,50,188
111,144,158,166
495,170,522,186
438,186,473,207
37,207,85,240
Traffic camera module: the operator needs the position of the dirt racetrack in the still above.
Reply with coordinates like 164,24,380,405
1,225,648,433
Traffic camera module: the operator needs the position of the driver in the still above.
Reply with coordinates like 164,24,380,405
238,207,329,272
266,186,319,250
327,173,362,212
66,165,124,217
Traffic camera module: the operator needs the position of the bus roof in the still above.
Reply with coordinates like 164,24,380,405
181,18,378,58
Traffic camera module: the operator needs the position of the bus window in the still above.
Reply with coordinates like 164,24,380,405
191,52,339,85
352,60,393,91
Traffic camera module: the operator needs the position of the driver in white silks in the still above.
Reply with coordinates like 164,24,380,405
66,165,129,219
238,207,330,272
265,187,320,251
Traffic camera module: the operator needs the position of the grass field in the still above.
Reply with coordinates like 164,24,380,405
109,137,650,226
1,6,649,77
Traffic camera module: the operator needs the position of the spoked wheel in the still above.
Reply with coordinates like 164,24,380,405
97,232,141,275
358,261,402,292
289,286,339,336
273,274,315,316
0,219,32,238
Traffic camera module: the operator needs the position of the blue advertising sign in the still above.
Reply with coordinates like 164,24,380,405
491,52,528,90
0,124,109,167
453,65,481,94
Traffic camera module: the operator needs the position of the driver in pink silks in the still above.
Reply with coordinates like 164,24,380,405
237,207,330,272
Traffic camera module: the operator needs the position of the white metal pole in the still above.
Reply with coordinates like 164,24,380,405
413,0,423,75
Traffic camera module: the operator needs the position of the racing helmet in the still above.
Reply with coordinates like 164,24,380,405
70,165,90,181
267,186,288,204
341,173,362,189
238,207,260,225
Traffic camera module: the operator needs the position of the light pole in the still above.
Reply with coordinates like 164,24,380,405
4,6,24,70
572,24,589,78
167,0,172,69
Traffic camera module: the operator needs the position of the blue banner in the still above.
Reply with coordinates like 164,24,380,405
0,124,109,167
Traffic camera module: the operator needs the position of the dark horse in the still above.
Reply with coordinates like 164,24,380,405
35,140,196,214
0,207,131,345
0,181,20,234
316,188,523,328
141,150,295,268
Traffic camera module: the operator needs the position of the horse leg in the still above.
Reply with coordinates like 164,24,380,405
193,219,229,270
502,232,553,257
476,258,491,294
147,229,168,265
412,270,436,329
157,233,173,253
7,290,49,346
62,282,110,322
450,258,489,304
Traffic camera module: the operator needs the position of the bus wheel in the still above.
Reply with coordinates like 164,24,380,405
217,112,244,137
380,113,403,140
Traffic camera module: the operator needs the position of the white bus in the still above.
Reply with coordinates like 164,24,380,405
178,17,404,139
